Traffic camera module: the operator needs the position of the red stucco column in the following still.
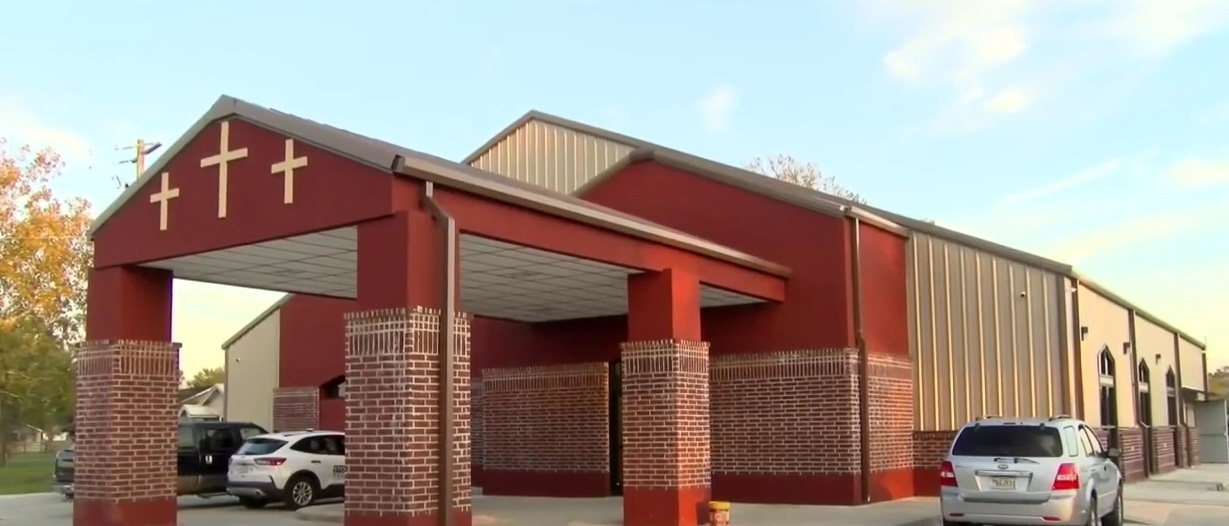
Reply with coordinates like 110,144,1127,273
76,266,178,526
344,212,471,526
622,269,711,526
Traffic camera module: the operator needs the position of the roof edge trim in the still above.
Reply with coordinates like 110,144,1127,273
221,294,291,350
1075,275,1206,349
392,155,793,279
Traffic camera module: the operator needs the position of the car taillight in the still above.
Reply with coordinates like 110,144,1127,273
939,461,958,487
1052,463,1079,491
254,458,286,466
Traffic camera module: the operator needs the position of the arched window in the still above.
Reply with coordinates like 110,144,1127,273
1137,360,1153,426
1098,347,1118,426
1166,368,1179,426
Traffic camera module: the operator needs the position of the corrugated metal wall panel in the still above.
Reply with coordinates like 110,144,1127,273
911,234,1067,430
468,120,634,194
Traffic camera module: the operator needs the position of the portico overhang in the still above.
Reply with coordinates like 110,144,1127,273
89,95,790,323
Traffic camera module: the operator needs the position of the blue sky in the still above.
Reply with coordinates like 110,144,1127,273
1,0,1226,375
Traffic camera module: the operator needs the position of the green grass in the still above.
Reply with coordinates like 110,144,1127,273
0,451,56,495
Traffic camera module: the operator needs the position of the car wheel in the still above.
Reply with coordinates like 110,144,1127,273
1101,486,1125,526
239,496,268,509
283,475,318,510
1086,496,1099,526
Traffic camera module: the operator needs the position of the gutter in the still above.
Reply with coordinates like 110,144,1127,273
848,216,872,503
422,181,458,526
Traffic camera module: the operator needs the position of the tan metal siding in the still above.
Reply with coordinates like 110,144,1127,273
468,120,635,194
1077,286,1137,427
912,234,1067,430
224,309,280,431
1178,338,1206,390
1135,316,1178,425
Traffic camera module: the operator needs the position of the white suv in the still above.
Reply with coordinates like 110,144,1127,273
226,430,345,510
939,416,1124,526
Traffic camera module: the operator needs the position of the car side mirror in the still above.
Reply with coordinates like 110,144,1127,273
1104,448,1121,459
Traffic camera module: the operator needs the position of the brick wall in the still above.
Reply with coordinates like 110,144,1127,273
868,354,915,500
343,307,471,524
710,348,860,504
1150,426,1178,474
1187,425,1201,467
481,363,609,496
912,431,957,496
1176,426,1189,468
272,387,319,432
622,340,710,526
74,340,180,526
471,381,485,485
1118,427,1147,482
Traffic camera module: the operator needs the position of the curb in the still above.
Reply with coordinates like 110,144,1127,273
295,504,343,523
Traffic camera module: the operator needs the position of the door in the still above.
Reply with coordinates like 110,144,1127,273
609,360,623,496
1195,400,1229,463
177,424,201,494
198,426,242,491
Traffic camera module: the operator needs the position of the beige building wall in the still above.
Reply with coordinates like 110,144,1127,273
1134,316,1179,426
1178,337,1206,391
909,233,1070,430
223,309,280,431
1077,286,1137,427
468,119,634,194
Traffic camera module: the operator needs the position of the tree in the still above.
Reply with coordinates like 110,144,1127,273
1210,366,1229,400
187,367,225,389
0,140,92,465
745,154,867,204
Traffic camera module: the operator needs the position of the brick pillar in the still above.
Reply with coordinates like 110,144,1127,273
76,266,176,526
73,341,180,526
272,386,320,431
344,307,471,526
622,268,708,526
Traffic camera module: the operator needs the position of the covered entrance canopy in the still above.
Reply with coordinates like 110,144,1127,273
78,96,791,526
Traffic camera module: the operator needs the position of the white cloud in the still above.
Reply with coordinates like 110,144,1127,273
1001,157,1124,204
0,97,94,166
1097,0,1229,57
1165,156,1229,187
696,86,738,133
984,87,1033,115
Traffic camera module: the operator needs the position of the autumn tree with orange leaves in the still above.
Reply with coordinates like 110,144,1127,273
0,139,92,463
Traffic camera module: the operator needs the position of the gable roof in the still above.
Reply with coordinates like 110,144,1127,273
466,111,1208,348
222,294,291,350
87,95,789,279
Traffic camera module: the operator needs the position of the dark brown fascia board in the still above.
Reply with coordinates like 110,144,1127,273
221,294,292,350
1074,274,1206,349
392,154,792,279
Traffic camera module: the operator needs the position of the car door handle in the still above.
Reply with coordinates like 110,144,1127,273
311,460,321,464
205,455,213,464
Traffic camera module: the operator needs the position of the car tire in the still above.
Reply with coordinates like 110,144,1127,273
283,474,319,510
1086,496,1099,526
1101,486,1125,526
239,496,268,509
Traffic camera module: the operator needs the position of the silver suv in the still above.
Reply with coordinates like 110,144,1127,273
939,416,1124,526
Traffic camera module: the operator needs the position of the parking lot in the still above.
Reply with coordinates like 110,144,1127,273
0,493,335,526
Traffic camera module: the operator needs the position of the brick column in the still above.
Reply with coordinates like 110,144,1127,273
344,307,471,526
73,340,180,526
622,340,711,526
272,387,320,431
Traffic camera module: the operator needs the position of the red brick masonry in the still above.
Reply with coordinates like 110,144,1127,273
913,430,957,497
272,386,320,432
480,363,610,497
74,340,181,526
470,381,484,486
1150,426,1178,474
867,354,916,501
343,307,471,526
1186,425,1201,467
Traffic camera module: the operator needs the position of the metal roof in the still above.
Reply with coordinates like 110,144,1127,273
87,95,790,279
466,110,1207,348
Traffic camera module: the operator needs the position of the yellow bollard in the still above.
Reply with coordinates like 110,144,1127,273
709,501,731,526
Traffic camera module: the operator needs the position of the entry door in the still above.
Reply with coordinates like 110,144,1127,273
1195,400,1229,463
609,360,623,495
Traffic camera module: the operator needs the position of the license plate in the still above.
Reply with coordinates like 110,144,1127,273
234,466,251,474
991,477,1015,489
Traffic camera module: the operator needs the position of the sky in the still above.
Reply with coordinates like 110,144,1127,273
0,0,1226,376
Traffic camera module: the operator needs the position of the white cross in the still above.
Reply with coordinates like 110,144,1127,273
148,172,180,231
199,120,249,219
270,139,309,204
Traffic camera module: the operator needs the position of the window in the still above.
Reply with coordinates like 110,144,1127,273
1166,368,1179,426
237,438,287,455
201,428,238,451
1098,347,1118,426
951,425,1065,458
1062,426,1081,458
1076,426,1096,457
1080,426,1104,455
239,426,266,441
177,425,195,449
291,434,344,455
1138,360,1153,426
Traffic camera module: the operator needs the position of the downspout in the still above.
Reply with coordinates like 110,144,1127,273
422,181,458,526
848,215,872,503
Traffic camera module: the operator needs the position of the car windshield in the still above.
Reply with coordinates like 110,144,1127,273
951,425,1064,458
237,438,288,455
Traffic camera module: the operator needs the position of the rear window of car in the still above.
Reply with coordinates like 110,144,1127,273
951,425,1065,457
237,438,288,455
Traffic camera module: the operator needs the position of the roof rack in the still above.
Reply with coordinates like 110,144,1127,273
974,415,1003,421
1048,415,1073,421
